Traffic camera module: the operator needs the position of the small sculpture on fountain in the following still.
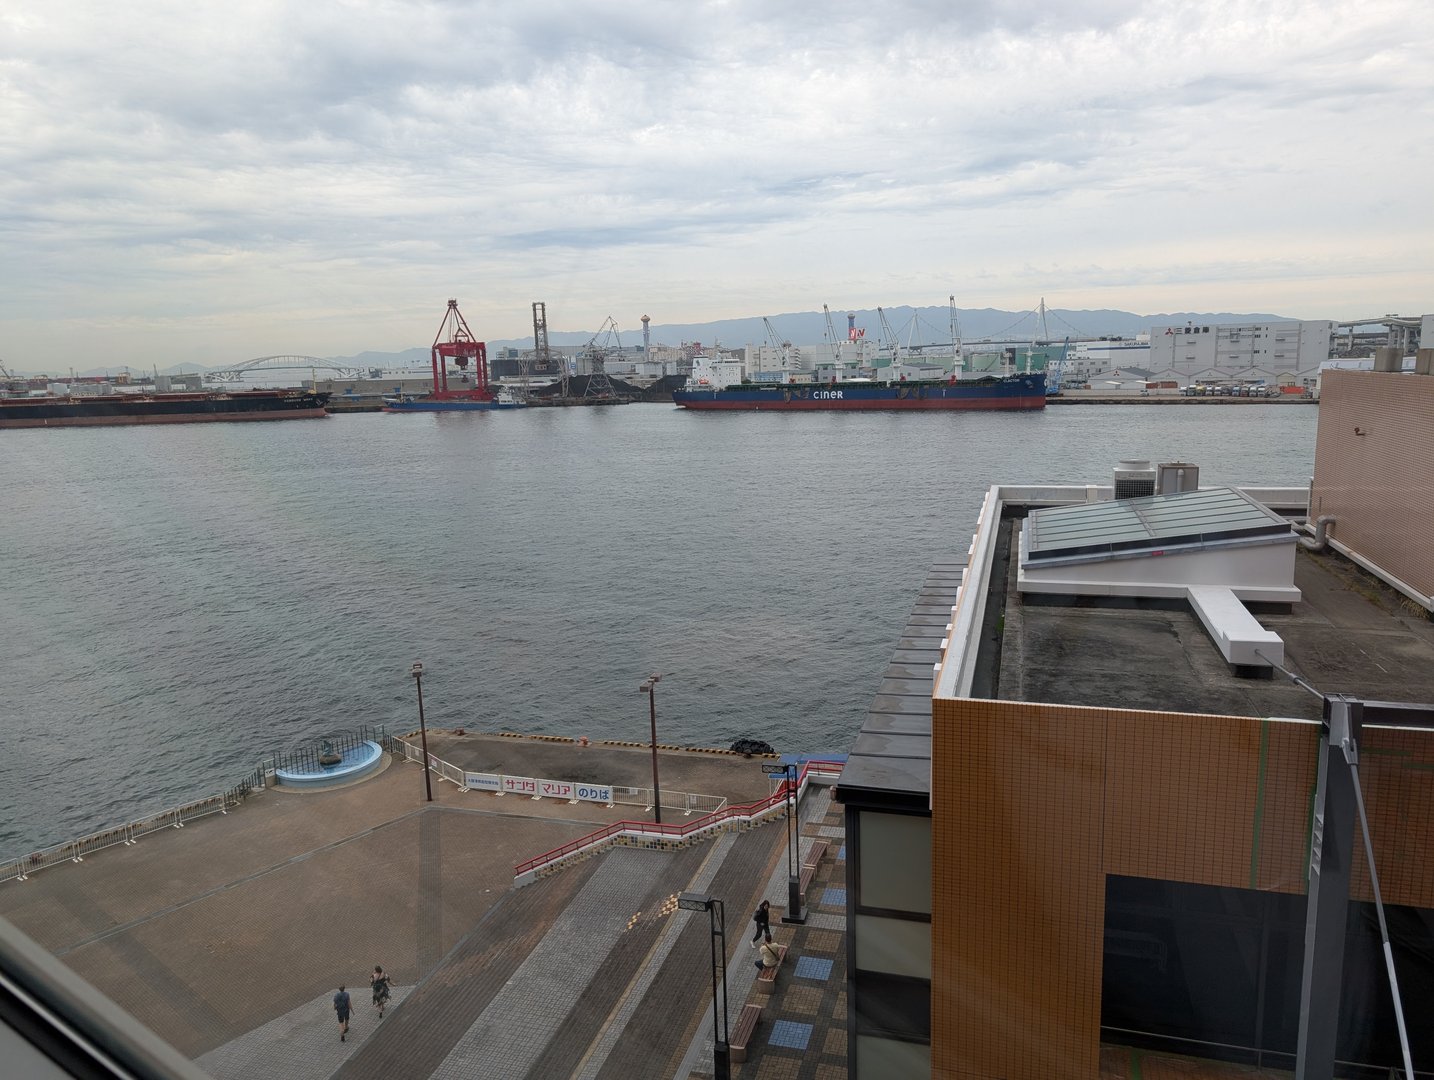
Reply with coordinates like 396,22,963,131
318,739,342,767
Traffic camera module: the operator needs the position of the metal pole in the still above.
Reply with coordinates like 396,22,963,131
412,661,433,803
715,898,729,1070
784,763,804,922
710,901,728,1080
643,674,662,825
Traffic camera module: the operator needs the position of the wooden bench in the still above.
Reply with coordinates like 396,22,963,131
729,1001,763,1063
804,839,829,867
755,942,789,993
797,862,817,906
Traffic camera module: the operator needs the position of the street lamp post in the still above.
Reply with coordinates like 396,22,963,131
679,892,730,1080
410,660,433,803
639,673,663,824
764,761,805,923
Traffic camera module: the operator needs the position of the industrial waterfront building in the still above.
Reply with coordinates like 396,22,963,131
837,362,1434,1077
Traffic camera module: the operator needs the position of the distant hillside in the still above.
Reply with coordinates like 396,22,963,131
38,305,1297,378
474,305,1293,354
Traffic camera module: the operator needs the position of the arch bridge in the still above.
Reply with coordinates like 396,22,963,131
204,356,369,383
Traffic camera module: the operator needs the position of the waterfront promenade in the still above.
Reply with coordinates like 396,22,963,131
0,733,853,1079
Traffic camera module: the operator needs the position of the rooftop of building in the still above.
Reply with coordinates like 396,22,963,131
838,477,1434,809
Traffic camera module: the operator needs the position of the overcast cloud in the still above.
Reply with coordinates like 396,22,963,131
2,0,1431,368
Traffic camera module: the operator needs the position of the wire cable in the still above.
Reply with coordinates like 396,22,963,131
1345,753,1415,1080
1253,649,1325,701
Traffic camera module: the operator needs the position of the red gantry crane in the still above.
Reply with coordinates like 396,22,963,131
428,298,492,400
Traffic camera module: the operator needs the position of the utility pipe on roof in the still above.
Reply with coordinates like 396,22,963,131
1299,515,1336,552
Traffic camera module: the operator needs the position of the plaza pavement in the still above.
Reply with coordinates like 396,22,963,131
0,734,848,1079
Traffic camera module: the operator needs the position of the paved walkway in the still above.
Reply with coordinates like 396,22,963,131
686,787,850,1080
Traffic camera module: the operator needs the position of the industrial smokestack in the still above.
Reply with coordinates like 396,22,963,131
641,315,651,363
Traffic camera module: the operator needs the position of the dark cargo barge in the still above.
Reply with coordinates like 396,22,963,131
0,389,332,428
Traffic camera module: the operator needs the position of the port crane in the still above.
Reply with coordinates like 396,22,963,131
876,307,902,367
762,317,799,375
822,305,844,373
429,298,491,399
578,317,622,400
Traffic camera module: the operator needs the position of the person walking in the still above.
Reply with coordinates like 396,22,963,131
333,986,352,1042
754,933,780,978
750,899,771,948
371,965,392,1018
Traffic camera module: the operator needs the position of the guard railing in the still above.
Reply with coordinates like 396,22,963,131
512,759,844,884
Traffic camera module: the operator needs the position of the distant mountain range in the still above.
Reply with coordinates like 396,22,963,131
321,305,1294,370
34,305,1296,378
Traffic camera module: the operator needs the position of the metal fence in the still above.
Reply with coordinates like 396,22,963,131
513,759,844,882
259,725,389,779
1,726,391,885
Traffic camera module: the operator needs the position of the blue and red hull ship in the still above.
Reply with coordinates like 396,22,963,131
672,373,1046,411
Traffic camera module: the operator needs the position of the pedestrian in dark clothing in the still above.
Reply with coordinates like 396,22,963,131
334,986,351,1041
371,965,392,1018
750,899,771,947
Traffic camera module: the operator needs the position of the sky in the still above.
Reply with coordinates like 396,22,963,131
2,0,1432,371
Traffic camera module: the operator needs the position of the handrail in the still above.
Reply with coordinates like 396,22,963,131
389,737,731,816
1,726,389,885
513,759,843,881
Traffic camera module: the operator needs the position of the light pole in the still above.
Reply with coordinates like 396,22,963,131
678,892,730,1080
639,673,663,824
410,660,433,803
764,761,805,923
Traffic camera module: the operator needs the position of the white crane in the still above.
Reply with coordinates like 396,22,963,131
876,307,902,367
762,317,798,374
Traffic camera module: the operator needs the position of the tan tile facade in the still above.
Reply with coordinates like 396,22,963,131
930,697,1434,1079
1311,370,1434,605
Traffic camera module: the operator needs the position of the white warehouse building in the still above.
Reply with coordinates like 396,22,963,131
1146,319,1333,386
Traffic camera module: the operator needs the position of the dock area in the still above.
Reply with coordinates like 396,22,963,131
0,734,852,1080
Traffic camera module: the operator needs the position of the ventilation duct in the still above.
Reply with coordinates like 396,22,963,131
1157,461,1200,494
1114,459,1156,500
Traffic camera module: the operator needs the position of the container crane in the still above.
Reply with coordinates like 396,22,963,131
428,298,491,399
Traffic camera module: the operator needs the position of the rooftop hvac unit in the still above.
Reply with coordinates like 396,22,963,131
1157,461,1200,494
1114,459,1156,500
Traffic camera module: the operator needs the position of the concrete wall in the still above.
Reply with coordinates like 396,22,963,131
1310,369,1434,606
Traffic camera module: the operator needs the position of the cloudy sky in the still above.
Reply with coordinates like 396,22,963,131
2,0,1431,370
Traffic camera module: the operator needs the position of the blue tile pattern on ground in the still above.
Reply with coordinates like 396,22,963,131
820,886,846,907
794,956,833,981
838,845,846,861
769,1020,813,1051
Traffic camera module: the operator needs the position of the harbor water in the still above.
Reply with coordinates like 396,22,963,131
1,403,1317,852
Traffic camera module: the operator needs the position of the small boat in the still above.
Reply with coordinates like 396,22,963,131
383,385,526,412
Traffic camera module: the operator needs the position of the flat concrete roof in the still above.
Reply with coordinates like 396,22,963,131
838,497,1434,807
1002,530,1434,718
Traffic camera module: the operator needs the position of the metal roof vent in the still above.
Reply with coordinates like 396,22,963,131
1157,461,1200,494
1114,459,1156,500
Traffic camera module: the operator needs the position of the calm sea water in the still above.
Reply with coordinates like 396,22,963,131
0,403,1317,852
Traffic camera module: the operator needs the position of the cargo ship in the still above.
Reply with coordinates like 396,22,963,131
0,389,332,429
672,372,1047,411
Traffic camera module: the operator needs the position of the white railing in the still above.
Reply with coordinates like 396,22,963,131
390,737,730,816
1,732,384,885
1,792,239,884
